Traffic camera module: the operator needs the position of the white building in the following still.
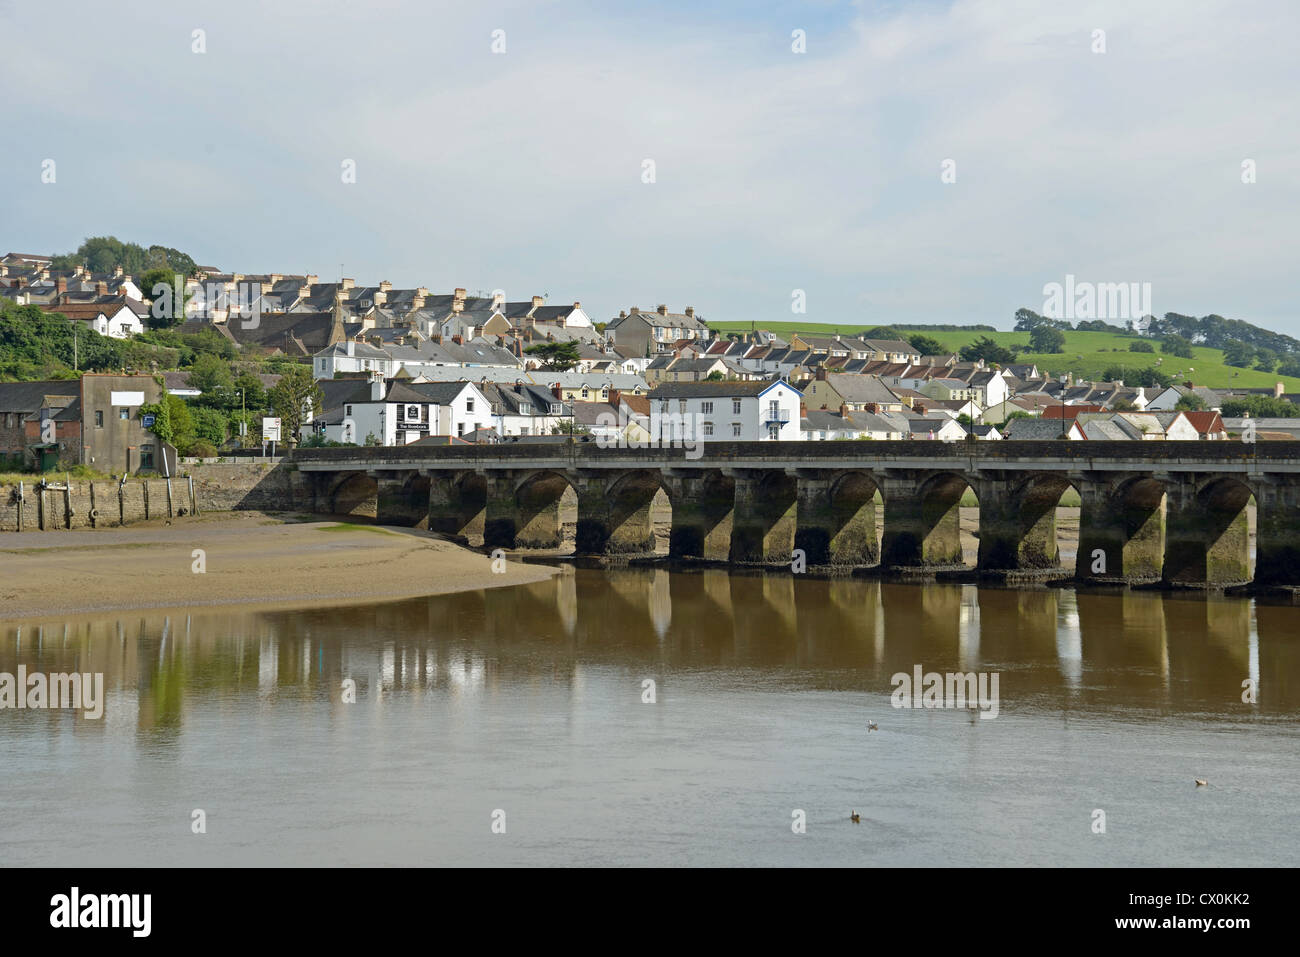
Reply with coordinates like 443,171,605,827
648,380,802,441
322,379,494,445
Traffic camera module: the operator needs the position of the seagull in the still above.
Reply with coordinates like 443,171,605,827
1195,779,1207,787
867,721,878,732
850,811,861,823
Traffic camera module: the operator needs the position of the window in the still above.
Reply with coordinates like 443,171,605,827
119,409,129,420
466,397,475,413
581,389,589,398
346,405,352,416
703,422,714,436
701,401,713,414
519,403,531,415
679,399,687,413
768,424,780,440
732,423,741,437
549,403,562,414
140,444,155,469
732,399,741,414
95,410,103,428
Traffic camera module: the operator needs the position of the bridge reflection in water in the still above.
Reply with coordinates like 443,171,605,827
3,570,1296,736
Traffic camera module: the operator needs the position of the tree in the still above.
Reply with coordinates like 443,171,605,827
1278,359,1300,379
524,341,581,371
53,237,198,278
704,370,725,381
1129,340,1154,353
191,407,229,446
1029,326,1066,354
186,353,234,397
1111,399,1138,412
1014,308,1049,332
1101,365,1172,389
1222,339,1255,368
1174,394,1207,412
1254,348,1278,373
1221,395,1300,418
269,365,324,442
233,371,268,412
959,335,1019,365
907,334,945,356
142,272,192,330
1161,334,1194,358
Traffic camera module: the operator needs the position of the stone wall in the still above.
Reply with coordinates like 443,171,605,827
0,461,300,533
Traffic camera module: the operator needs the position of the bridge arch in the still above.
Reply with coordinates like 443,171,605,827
794,468,882,565
429,470,488,543
977,472,1080,571
1163,475,1255,586
881,470,976,568
575,468,671,555
507,469,577,550
329,471,377,519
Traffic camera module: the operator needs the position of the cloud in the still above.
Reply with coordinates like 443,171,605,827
2,0,1297,329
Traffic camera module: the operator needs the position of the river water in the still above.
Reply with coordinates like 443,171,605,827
1,568,1297,866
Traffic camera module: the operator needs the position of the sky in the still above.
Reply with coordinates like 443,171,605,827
2,0,1297,332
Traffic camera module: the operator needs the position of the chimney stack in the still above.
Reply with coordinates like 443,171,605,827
95,281,108,296
454,287,466,301
531,295,543,308
657,304,668,315
379,280,392,292
340,278,354,290
1276,382,1285,398
56,277,67,294
629,306,639,315
451,335,462,345
684,306,694,318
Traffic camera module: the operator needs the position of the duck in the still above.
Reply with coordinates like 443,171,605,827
850,811,861,823
1195,779,1207,787
867,721,878,732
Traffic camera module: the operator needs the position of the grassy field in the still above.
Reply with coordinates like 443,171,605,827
709,323,1300,391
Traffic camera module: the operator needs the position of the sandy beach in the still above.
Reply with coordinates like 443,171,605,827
0,511,557,622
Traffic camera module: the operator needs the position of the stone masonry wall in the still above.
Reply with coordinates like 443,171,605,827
0,462,299,533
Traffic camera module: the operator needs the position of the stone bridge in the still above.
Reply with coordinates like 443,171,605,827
289,441,1300,589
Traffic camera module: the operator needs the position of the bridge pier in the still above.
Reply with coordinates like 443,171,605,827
428,470,486,541
793,470,879,565
1254,476,1300,587
729,469,798,564
1162,475,1252,588
1076,475,1165,583
879,471,967,568
573,470,660,555
974,473,1070,572
663,468,734,561
374,471,430,527
484,470,573,549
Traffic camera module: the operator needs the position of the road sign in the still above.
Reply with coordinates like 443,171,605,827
262,417,282,441
142,414,156,429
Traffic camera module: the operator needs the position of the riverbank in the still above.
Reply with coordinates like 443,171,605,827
0,511,557,621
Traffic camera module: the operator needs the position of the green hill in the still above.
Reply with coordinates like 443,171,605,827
707,323,1300,391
